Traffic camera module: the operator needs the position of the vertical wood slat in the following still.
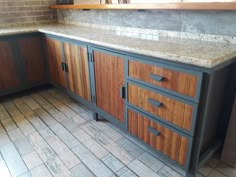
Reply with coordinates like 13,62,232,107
128,60,198,98
63,42,91,102
128,109,189,166
0,40,20,90
44,37,66,88
18,36,46,84
93,50,125,122
128,83,193,131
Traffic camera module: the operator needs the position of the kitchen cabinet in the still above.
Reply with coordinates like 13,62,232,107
91,49,125,123
18,36,46,84
80,44,230,176
126,57,202,170
63,42,91,102
0,34,47,96
0,40,20,92
44,36,92,104
1,32,234,177
44,37,66,88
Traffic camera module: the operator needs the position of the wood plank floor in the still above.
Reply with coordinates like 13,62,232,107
0,88,234,177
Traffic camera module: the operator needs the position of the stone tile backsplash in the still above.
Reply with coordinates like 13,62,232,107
57,10,236,36
58,9,236,44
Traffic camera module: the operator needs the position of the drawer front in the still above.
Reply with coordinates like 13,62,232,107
128,60,199,100
128,109,189,166
128,83,195,132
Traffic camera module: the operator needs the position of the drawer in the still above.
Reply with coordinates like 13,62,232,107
128,60,201,101
128,83,196,133
128,109,190,166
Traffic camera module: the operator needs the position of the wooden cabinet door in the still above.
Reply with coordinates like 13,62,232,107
93,50,125,122
44,37,66,88
18,36,46,84
64,42,91,102
0,40,20,91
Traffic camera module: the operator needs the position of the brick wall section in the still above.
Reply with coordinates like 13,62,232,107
0,0,57,25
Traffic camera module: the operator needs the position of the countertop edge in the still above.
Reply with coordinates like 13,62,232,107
1,26,235,70
39,29,231,69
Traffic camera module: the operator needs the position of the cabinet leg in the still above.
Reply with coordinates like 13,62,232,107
186,170,196,177
93,113,99,121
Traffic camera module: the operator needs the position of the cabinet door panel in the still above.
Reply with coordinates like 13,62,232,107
18,36,46,84
64,42,91,102
93,50,125,122
0,41,20,91
44,37,66,88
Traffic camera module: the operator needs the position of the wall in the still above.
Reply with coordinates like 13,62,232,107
0,0,57,26
58,10,236,36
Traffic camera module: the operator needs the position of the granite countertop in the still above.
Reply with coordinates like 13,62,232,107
0,25,39,36
1,24,236,69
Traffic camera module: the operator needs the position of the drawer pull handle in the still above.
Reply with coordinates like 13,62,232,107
147,127,161,136
149,74,165,82
148,98,162,108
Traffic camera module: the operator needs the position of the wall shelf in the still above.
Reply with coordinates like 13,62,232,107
49,2,236,10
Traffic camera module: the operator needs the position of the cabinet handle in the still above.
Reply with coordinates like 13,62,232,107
149,74,165,82
61,62,65,71
120,86,126,99
148,98,162,108
91,95,96,103
64,63,68,73
147,127,161,136
88,52,94,63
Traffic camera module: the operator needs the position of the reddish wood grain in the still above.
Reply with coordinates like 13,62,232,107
128,109,189,166
49,3,236,11
0,41,20,90
18,36,46,84
128,83,193,131
64,42,91,102
129,60,198,98
44,37,66,88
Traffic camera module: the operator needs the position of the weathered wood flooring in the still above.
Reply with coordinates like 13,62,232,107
0,88,234,177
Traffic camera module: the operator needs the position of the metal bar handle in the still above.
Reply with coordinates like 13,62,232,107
149,74,165,82
148,98,163,108
64,63,68,73
120,86,126,99
147,127,161,136
61,62,65,71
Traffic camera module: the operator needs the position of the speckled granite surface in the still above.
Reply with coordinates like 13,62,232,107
1,24,236,69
